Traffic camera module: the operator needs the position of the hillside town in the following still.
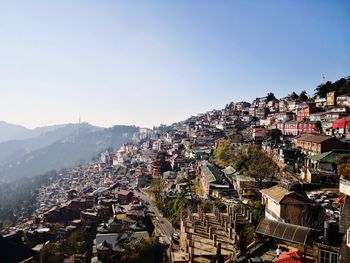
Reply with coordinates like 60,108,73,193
1,78,350,263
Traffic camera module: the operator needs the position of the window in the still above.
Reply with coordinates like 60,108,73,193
319,249,338,263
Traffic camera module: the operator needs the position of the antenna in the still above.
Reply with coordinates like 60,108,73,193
323,74,326,84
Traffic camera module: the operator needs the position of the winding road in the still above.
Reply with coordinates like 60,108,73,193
135,189,175,244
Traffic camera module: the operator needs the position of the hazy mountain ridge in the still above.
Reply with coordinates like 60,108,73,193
0,123,102,165
0,121,33,143
0,125,138,182
0,121,74,142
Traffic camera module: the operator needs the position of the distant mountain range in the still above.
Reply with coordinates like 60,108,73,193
0,122,139,182
0,121,70,143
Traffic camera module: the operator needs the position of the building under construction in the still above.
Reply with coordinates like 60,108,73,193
171,204,253,263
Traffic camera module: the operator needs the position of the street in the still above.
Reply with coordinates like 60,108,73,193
135,188,175,244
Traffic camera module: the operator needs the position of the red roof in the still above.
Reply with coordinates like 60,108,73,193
118,190,132,196
104,177,113,185
274,251,313,263
333,116,350,129
131,195,139,201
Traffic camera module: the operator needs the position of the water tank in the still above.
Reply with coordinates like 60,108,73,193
324,220,338,245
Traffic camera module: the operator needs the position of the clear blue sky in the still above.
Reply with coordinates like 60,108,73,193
0,0,349,128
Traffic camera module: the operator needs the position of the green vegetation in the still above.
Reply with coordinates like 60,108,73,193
115,165,127,175
149,179,188,227
213,143,278,188
266,92,276,101
314,76,350,98
39,225,96,263
299,90,308,101
161,193,189,227
148,179,165,200
194,179,204,196
290,91,299,100
200,199,214,213
0,170,58,231
247,152,278,189
266,128,282,141
40,243,64,263
65,225,96,257
338,154,350,179
213,138,235,167
237,224,254,251
288,90,308,102
231,144,261,172
237,201,264,251
114,237,161,263
199,198,226,214
250,201,265,225
156,151,172,173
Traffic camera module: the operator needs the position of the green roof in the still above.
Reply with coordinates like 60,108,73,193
308,151,333,162
308,150,350,163
201,165,217,183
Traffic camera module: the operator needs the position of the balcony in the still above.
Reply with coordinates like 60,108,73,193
340,177,350,196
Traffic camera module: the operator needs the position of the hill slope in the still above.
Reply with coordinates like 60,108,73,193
0,125,138,182
0,121,33,143
0,123,102,165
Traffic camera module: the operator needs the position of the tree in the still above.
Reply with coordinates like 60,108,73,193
247,152,278,189
232,144,260,172
156,151,172,173
213,139,235,167
149,179,165,200
114,237,161,263
314,76,350,98
338,154,350,180
250,201,265,226
266,92,276,102
290,91,299,100
299,90,308,101
237,225,253,251
267,129,282,141
40,243,64,263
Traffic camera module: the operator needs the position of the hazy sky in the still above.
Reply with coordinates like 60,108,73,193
0,1,349,128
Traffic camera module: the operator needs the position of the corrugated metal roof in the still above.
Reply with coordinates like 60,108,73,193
308,149,350,163
256,218,311,245
201,165,217,183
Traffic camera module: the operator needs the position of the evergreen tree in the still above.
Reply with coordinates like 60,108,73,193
290,91,299,100
299,90,308,101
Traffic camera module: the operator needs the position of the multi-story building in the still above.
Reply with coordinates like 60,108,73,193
333,116,350,136
327,91,336,107
293,134,344,155
287,100,297,111
277,120,321,136
337,94,350,107
252,126,266,142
